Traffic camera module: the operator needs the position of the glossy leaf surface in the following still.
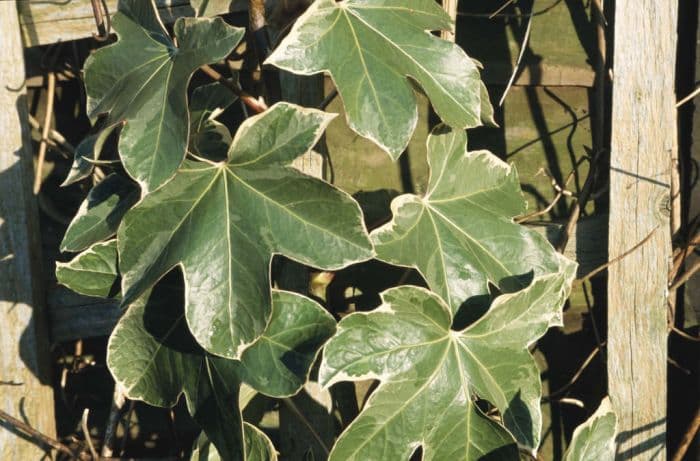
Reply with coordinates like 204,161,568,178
564,398,617,461
61,174,139,252
118,103,372,358
84,0,244,191
109,283,334,460
191,424,278,461
56,240,119,298
320,264,575,459
267,0,486,158
371,126,563,313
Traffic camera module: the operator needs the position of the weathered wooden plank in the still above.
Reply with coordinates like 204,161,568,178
47,215,606,342
457,0,596,87
0,3,57,458
608,1,677,458
18,0,247,47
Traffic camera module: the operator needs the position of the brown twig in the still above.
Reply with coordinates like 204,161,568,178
101,388,126,458
670,326,700,342
282,398,330,456
199,65,268,114
671,406,700,461
90,0,112,41
81,409,98,461
542,343,604,401
27,114,74,157
0,408,75,458
34,72,56,194
669,258,700,291
319,89,338,111
490,0,517,19
676,86,700,108
498,7,533,106
575,226,658,284
515,191,563,223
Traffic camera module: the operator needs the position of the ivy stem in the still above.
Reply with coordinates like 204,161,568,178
282,398,330,456
199,64,267,113
248,0,282,103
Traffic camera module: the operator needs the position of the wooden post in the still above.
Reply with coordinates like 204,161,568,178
608,1,678,459
0,2,57,458
441,0,458,42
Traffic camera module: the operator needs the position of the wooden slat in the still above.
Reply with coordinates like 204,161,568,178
18,0,247,47
0,3,57,458
457,0,596,87
47,216,607,343
607,0,677,458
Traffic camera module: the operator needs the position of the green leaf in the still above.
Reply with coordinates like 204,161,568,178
266,0,486,158
191,0,241,17
56,240,119,298
237,291,337,397
191,423,278,461
564,398,617,461
370,126,564,313
62,122,121,187
109,281,333,461
84,0,245,192
118,103,372,358
189,82,238,162
61,174,139,252
320,267,575,459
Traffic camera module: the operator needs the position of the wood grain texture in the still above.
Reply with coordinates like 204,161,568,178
0,3,57,458
608,1,677,458
18,0,247,47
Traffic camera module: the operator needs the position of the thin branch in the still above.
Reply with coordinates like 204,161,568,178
318,89,338,111
81,409,99,461
676,86,700,108
282,398,330,456
670,326,700,342
557,151,601,253
498,10,533,106
576,226,658,284
199,65,268,114
27,114,75,156
515,191,563,223
489,0,516,19
671,406,700,461
556,397,585,408
101,388,126,458
0,408,75,458
542,343,604,401
34,72,56,194
669,258,700,291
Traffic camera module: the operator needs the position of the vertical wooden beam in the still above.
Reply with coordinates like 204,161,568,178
441,0,458,42
608,1,678,459
0,2,57,458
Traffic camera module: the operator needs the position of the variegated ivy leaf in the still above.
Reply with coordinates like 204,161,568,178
84,0,244,192
62,122,121,186
61,173,139,252
190,424,278,461
118,103,373,358
320,262,576,459
191,0,244,17
56,240,119,298
109,279,334,461
564,398,617,461
267,0,487,158
371,126,563,313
